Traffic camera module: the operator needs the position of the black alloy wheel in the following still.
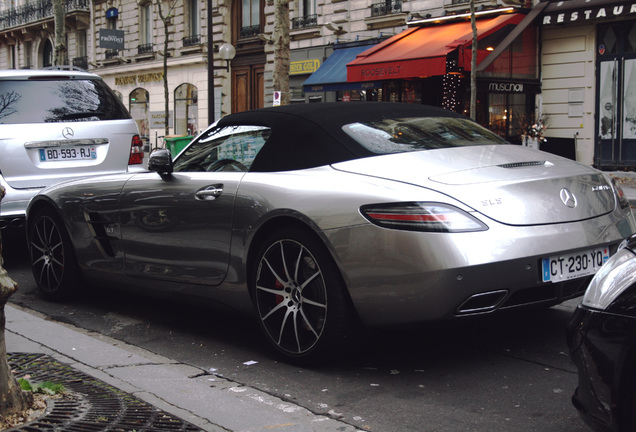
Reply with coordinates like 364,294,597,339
252,228,354,362
28,207,80,301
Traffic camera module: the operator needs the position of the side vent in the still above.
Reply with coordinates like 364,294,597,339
498,161,547,169
85,212,116,258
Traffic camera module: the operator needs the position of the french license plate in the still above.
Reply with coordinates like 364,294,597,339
39,147,96,162
542,247,610,283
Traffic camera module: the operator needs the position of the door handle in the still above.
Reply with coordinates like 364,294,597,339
195,185,223,200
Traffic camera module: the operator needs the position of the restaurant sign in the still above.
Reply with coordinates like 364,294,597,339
543,2,636,26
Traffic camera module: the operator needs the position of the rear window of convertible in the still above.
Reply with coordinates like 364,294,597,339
342,116,506,154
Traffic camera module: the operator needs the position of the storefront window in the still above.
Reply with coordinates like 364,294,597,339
336,90,380,102
486,92,530,143
130,88,150,143
488,93,507,138
386,81,400,103
401,80,421,104
597,21,636,168
481,25,538,80
174,83,198,136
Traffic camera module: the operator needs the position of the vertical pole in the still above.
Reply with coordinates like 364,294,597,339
207,0,214,125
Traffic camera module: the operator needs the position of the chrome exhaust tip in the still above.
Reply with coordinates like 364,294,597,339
456,290,508,315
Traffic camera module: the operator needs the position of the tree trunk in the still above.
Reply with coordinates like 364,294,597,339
53,0,67,66
157,0,178,137
0,185,33,415
272,0,290,106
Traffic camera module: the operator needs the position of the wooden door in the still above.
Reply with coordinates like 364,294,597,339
232,64,265,113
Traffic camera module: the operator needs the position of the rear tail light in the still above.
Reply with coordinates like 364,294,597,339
129,134,144,165
360,202,488,233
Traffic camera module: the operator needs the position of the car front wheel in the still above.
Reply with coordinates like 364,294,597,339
28,207,80,301
252,228,355,362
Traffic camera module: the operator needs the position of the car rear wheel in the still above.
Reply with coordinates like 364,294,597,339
28,207,80,301
252,228,355,362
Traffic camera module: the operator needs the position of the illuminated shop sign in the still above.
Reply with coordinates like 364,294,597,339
489,82,524,92
290,60,320,75
480,81,541,94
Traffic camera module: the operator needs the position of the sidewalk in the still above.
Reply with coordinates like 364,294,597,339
5,304,363,432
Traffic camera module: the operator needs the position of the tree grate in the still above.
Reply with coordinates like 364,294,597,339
6,353,205,432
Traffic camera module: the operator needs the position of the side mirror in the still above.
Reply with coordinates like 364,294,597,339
148,148,174,175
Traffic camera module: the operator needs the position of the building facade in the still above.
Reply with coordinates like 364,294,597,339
541,0,636,168
0,0,634,168
0,0,530,150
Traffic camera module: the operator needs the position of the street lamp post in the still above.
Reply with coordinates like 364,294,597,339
207,3,236,126
218,43,236,71
207,0,214,126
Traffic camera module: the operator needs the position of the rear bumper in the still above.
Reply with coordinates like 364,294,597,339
326,208,636,326
0,175,40,228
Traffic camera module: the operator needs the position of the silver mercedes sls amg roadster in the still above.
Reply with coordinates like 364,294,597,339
26,102,636,361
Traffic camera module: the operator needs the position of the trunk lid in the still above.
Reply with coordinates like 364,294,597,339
332,145,616,226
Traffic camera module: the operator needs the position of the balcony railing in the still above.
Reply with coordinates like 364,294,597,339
291,14,318,30
182,34,201,47
137,43,153,55
371,0,402,17
240,24,260,39
72,56,88,70
0,0,88,31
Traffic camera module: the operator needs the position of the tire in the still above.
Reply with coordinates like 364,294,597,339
251,227,356,362
620,350,636,432
630,392,636,432
28,207,81,301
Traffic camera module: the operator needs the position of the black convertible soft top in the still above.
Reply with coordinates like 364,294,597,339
216,102,464,172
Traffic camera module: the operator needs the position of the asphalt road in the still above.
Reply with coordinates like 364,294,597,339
2,228,590,432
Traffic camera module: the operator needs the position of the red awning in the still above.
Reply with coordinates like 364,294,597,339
347,13,525,82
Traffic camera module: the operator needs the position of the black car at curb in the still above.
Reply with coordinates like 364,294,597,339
567,233,636,432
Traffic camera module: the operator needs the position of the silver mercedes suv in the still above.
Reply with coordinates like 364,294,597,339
0,68,143,229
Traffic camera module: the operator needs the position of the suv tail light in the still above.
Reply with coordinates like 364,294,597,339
129,135,144,165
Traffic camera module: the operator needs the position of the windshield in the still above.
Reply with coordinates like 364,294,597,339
342,116,506,154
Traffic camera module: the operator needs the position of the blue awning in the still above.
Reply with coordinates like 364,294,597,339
303,45,381,92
